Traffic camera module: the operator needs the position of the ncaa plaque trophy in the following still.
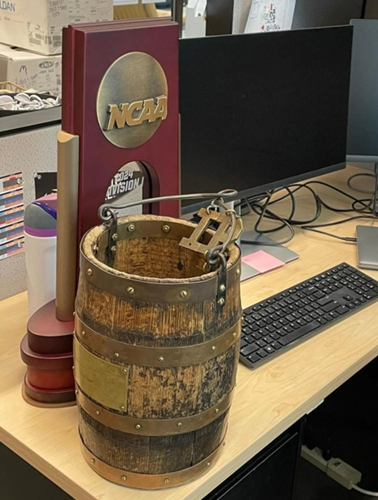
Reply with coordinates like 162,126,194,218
21,19,180,406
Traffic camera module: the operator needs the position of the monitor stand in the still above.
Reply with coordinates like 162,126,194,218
373,163,378,216
240,231,299,282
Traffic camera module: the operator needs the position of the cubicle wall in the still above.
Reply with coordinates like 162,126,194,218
0,124,59,301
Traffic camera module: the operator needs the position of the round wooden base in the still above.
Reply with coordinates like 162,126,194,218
22,376,76,408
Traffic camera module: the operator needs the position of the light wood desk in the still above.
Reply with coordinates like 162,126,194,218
1,166,378,500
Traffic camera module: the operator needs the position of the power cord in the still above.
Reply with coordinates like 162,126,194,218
302,446,378,497
241,170,378,244
352,484,378,497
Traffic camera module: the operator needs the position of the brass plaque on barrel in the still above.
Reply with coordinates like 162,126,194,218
74,336,128,412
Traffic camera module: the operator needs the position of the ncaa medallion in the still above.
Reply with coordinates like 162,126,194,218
96,52,168,149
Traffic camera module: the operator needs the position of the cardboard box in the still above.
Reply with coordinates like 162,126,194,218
0,0,113,55
0,44,61,95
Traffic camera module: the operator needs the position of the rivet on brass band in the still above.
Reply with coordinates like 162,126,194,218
80,435,224,490
76,386,233,436
75,316,241,368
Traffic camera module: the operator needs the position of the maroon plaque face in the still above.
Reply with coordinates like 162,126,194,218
62,21,180,240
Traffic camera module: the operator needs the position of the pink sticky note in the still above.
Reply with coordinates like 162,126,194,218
242,250,285,273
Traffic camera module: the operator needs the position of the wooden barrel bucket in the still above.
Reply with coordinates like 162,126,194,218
74,214,241,490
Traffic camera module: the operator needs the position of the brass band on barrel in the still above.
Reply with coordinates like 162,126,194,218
75,315,241,368
76,385,233,436
80,242,241,304
80,434,225,490
96,220,212,251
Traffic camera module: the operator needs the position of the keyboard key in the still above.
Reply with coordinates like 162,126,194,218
256,321,267,328
262,335,274,344
336,306,348,315
322,301,340,312
276,329,286,337
256,339,267,348
251,314,262,321
317,296,333,306
248,353,261,364
278,322,320,346
265,346,275,354
252,332,262,340
328,311,339,318
296,318,307,327
284,325,294,333
257,348,268,358
271,341,282,350
271,332,280,340
240,340,248,349
240,343,259,356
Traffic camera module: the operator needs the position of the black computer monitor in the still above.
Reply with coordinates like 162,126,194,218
347,19,378,163
179,26,353,211
292,0,364,29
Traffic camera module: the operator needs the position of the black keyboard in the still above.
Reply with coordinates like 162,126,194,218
240,263,378,369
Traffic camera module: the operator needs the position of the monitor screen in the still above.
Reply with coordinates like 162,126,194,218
292,0,364,29
347,19,378,161
179,26,353,209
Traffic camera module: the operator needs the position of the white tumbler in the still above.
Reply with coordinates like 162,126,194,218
24,194,57,318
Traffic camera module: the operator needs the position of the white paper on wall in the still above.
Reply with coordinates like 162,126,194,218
195,0,207,17
113,0,139,4
245,0,297,33
187,0,199,8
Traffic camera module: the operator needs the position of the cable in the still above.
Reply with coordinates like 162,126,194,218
302,215,378,241
242,189,296,246
347,172,376,194
241,169,378,244
352,484,378,497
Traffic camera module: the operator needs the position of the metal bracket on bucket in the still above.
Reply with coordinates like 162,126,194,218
98,190,242,308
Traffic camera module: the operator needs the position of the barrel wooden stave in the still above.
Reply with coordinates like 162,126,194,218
79,406,228,474
76,275,241,346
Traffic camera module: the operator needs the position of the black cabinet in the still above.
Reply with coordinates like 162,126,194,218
204,421,302,500
0,442,73,500
0,420,302,500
